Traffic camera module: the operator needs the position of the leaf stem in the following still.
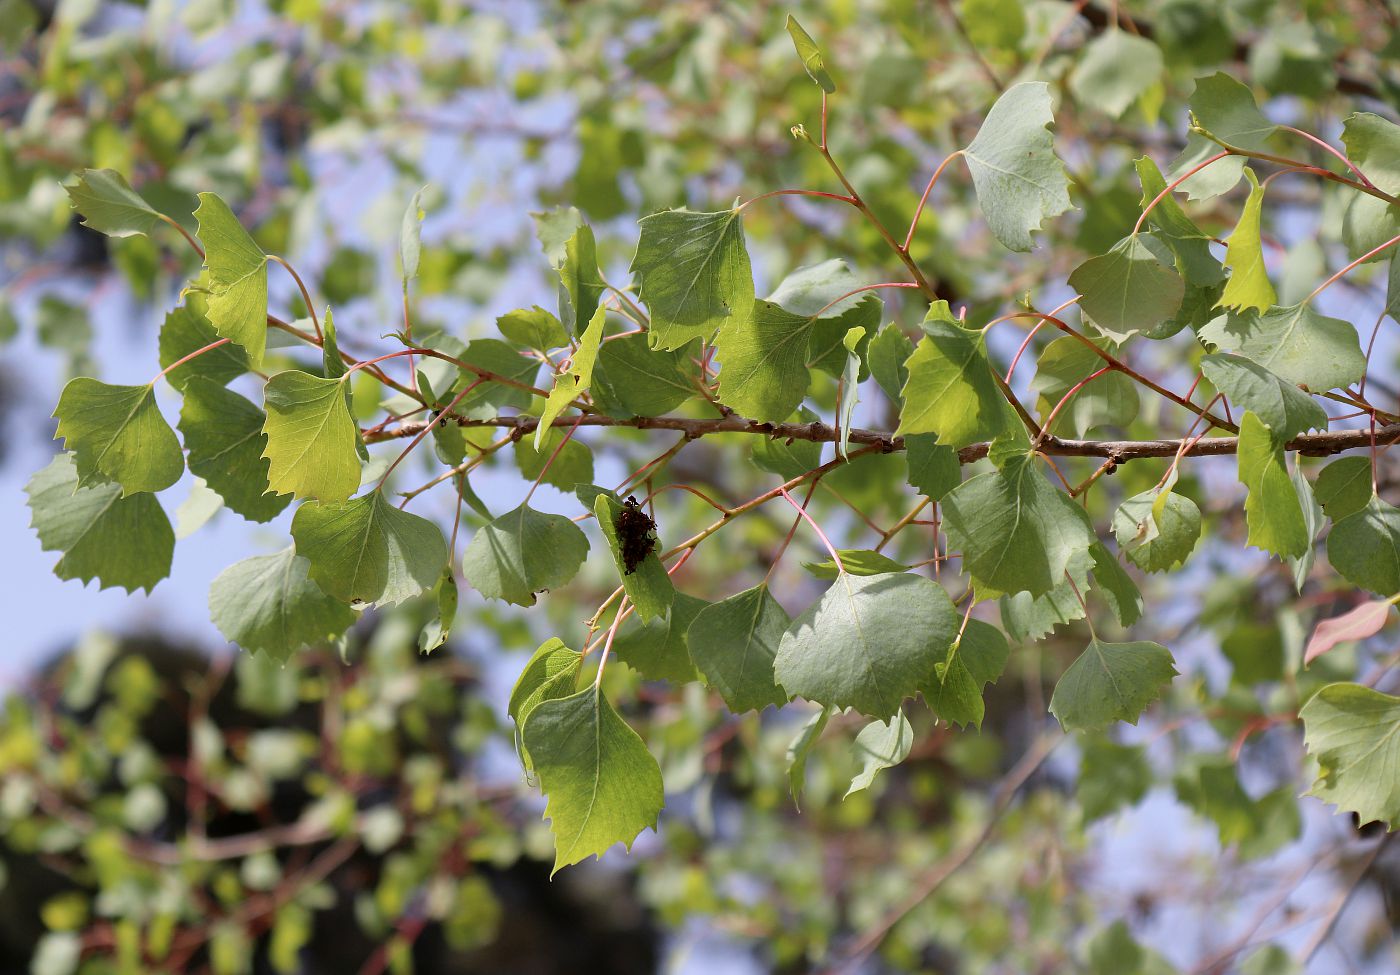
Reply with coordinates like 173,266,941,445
1033,365,1114,448
158,213,205,260
736,188,856,212
1303,232,1400,305
810,281,921,319
779,486,844,572
267,255,322,342
378,380,483,493
150,337,230,385
904,150,966,252
1277,124,1378,190
522,413,585,505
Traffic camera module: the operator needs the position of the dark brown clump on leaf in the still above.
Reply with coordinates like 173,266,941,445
615,496,657,575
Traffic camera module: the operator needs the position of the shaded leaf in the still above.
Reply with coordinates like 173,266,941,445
1068,234,1184,342
209,547,355,663
1049,639,1177,732
180,378,288,522
631,208,754,350
1327,495,1400,596
1200,353,1327,441
53,378,184,495
291,492,447,607
844,711,913,798
685,584,791,713
461,503,590,607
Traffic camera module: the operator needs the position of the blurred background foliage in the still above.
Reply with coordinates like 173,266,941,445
2,0,1400,972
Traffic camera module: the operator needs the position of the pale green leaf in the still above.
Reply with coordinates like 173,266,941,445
1168,73,1275,200
513,428,594,491
53,378,184,495
194,192,269,367
536,304,606,448
923,619,1009,729
1029,336,1139,436
869,323,914,406
1301,682,1400,829
844,711,912,798
497,306,568,352
1216,169,1276,312
1199,353,1327,441
1134,157,1223,286
905,433,961,500
1199,303,1365,393
631,208,754,350
1000,549,1092,642
208,547,355,663
685,584,791,713
399,184,428,285
1068,235,1184,342
612,593,708,684
461,503,590,607
1237,412,1308,558
896,319,1012,446
802,550,909,579
1049,639,1177,732
786,706,832,809
766,259,881,377
418,566,458,653
1313,455,1372,522
715,300,817,422
522,686,664,873
1327,495,1400,596
785,14,835,92
508,638,582,771
64,169,165,238
1112,486,1201,573
1089,541,1142,628
559,224,607,335
291,491,446,607
1069,30,1163,119
261,371,362,502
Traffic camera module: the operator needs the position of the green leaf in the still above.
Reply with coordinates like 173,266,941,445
418,566,458,653
923,619,1009,729
521,686,664,873
595,493,674,623
531,206,584,266
1237,412,1308,558
592,333,700,417
774,572,958,718
52,378,184,495
1000,549,1092,641
1090,542,1142,628
180,377,288,522
1340,113,1400,264
513,428,594,491
497,306,568,352
1133,157,1223,286
715,300,817,423
869,323,914,407
1112,485,1201,573
612,593,708,684
453,338,540,413
1216,169,1276,312
291,492,447,607
786,706,832,810
26,453,174,594
461,503,590,607
261,371,362,502
1049,639,1177,732
1300,682,1400,829
508,638,582,771
896,319,1012,446
766,259,881,377
64,169,165,238
536,304,606,448
158,297,249,390
962,82,1074,252
193,192,269,367
558,224,607,335
399,184,428,285
631,208,754,350
1291,460,1323,592
1068,235,1184,343
1314,455,1373,521
684,584,791,713
1199,303,1365,393
1199,353,1327,441
905,433,961,500
208,547,355,663
1029,336,1139,437
844,711,913,798
1069,29,1163,119
802,550,909,579
1168,73,1275,200
750,408,822,480
784,14,835,92
942,455,1096,597
1327,495,1400,596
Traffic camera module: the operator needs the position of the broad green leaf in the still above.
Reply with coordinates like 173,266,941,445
923,618,1009,729
208,547,355,663
869,323,914,406
766,259,880,377
497,306,568,352
193,192,269,367
1069,29,1163,119
399,184,428,285
1049,639,1177,732
774,572,957,718
685,584,791,713
786,705,832,809
1029,336,1139,437
558,224,607,335
180,378,288,522
64,169,165,238
904,433,961,500
461,503,589,607
536,304,606,448
26,453,173,594
1090,542,1143,628
715,300,818,422
896,319,1012,446
1199,304,1365,393
1327,495,1400,596
1000,549,1092,642
291,491,447,607
1237,412,1308,558
261,371,362,502
1301,682,1400,829
802,550,909,579
784,14,835,92
962,82,1074,252
942,455,1096,597
1340,113,1400,264
1199,353,1327,441
522,686,664,873
53,378,183,495
418,566,458,653
1068,235,1184,342
158,296,248,390
508,638,582,771
844,711,913,798
1112,486,1201,573
612,593,708,684
1314,455,1372,521
631,208,754,350
513,428,594,491
1168,73,1275,200
592,333,699,417
1133,157,1223,286
595,493,674,623
1216,169,1276,312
